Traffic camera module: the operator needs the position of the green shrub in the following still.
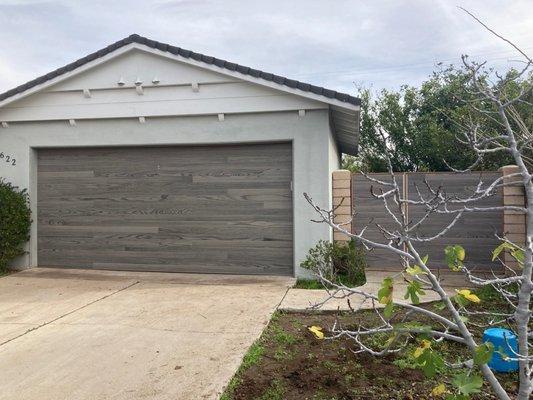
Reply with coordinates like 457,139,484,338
300,239,366,287
0,179,31,272
293,279,326,289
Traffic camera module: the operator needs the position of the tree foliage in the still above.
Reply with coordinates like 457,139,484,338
345,67,532,172
306,17,533,398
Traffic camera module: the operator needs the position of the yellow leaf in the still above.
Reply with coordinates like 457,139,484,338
456,289,481,304
385,333,398,346
431,383,446,397
414,339,431,358
380,293,393,304
456,247,465,261
308,325,324,339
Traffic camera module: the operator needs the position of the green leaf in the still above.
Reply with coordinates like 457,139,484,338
511,249,525,264
445,246,455,265
473,342,494,366
491,242,520,261
415,348,444,378
444,245,465,271
404,280,425,304
452,373,483,395
492,242,510,261
452,293,469,308
379,277,395,318
405,264,427,276
383,302,394,318
378,277,394,305
492,242,524,266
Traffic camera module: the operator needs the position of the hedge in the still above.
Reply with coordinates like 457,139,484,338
0,179,31,271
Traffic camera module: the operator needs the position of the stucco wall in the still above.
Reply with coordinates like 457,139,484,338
0,109,333,277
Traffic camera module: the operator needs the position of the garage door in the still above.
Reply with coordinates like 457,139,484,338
37,143,293,275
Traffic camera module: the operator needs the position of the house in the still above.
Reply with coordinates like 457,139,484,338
0,34,360,277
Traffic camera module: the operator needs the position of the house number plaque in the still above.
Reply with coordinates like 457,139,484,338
0,152,16,166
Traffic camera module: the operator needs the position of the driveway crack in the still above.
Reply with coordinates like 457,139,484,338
0,280,140,348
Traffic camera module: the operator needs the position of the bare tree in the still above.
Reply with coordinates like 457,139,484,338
305,11,532,400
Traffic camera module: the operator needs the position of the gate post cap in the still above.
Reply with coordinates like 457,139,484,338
499,165,519,174
332,170,351,180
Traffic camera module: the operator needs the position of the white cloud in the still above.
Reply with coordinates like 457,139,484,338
0,0,531,95
0,59,29,91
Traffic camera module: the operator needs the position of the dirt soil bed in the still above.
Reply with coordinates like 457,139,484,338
222,300,518,400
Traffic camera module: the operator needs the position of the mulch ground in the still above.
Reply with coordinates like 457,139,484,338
224,302,519,400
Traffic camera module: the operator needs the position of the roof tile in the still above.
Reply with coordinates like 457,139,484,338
0,34,360,106
155,42,168,52
167,45,180,54
190,52,202,61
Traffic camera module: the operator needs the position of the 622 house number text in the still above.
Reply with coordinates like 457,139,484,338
0,152,16,166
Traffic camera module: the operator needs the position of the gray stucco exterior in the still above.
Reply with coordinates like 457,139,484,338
1,110,339,277
0,41,357,277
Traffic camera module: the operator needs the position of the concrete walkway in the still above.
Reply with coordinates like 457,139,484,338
0,268,293,400
279,270,471,311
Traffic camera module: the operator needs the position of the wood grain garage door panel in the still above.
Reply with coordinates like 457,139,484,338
37,143,293,275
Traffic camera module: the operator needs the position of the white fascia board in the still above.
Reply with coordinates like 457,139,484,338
0,44,138,109
136,44,360,112
0,43,360,114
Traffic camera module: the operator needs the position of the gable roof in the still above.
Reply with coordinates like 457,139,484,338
0,34,360,107
0,34,360,155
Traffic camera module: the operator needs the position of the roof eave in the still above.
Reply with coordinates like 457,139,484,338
330,105,360,156
0,34,361,112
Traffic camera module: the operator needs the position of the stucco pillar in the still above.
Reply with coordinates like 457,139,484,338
500,165,527,271
332,169,352,243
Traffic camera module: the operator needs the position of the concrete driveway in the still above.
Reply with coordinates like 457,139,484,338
0,268,293,400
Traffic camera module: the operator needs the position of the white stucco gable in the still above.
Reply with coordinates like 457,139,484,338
49,49,232,91
0,48,326,123
0,35,360,154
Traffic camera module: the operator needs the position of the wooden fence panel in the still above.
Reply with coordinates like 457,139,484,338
352,172,503,271
407,172,503,270
352,173,406,269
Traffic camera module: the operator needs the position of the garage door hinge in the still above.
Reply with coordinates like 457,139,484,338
290,181,293,192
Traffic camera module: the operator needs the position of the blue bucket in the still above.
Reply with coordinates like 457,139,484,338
482,328,519,372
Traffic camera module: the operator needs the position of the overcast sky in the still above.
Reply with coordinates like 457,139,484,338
0,0,532,96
